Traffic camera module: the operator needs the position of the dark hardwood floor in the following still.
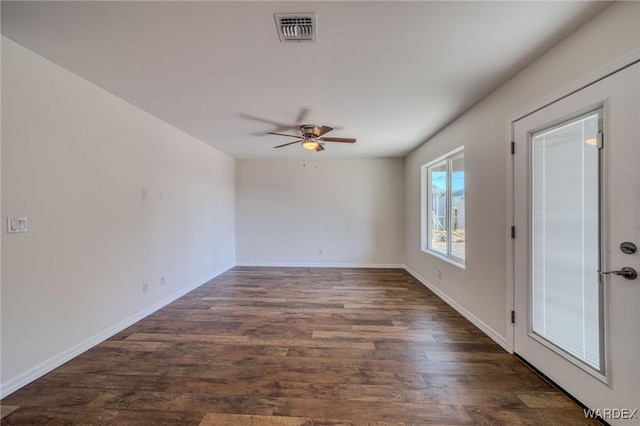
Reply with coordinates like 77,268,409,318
1,267,596,425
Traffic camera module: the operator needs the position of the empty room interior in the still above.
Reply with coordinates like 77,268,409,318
1,1,639,425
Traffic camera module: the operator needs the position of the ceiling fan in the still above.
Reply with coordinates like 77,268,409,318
268,125,356,152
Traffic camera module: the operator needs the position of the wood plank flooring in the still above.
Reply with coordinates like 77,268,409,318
1,267,596,425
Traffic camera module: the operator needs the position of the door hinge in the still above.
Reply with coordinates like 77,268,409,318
511,310,515,324
511,141,515,155
597,131,603,149
511,226,516,239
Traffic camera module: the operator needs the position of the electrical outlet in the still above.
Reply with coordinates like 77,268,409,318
319,249,323,255
142,282,149,293
160,192,165,201
160,276,166,285
142,189,148,199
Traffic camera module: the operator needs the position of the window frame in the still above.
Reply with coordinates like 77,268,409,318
421,145,465,268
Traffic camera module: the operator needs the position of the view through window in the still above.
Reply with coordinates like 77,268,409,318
422,148,465,263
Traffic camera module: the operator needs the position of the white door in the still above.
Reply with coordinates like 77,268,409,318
513,61,639,425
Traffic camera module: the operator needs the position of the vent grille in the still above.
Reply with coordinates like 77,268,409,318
275,13,317,42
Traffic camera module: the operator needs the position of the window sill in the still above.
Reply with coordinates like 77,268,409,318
421,249,466,270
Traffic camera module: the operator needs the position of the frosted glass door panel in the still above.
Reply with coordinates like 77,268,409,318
531,111,601,371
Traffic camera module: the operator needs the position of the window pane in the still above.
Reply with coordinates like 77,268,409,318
450,155,465,260
531,112,601,370
430,162,448,255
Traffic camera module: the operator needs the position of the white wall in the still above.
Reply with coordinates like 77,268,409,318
1,37,236,395
404,1,640,347
236,158,403,267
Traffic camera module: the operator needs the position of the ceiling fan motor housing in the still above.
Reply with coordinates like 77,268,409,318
301,125,320,138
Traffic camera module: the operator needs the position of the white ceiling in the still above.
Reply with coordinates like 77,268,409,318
1,1,611,159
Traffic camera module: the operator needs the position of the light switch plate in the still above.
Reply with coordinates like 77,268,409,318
7,217,28,233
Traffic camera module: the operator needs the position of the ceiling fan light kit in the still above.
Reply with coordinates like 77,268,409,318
302,139,320,151
268,124,356,152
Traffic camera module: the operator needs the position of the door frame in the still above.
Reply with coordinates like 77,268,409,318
505,48,640,353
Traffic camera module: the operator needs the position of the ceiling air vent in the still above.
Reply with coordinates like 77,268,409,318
274,13,317,42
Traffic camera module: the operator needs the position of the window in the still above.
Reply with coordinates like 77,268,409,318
421,147,465,265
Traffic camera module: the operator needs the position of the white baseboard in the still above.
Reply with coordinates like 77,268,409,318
235,261,404,268
0,263,234,398
403,265,509,352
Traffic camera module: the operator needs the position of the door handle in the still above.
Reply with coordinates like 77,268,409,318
598,267,637,280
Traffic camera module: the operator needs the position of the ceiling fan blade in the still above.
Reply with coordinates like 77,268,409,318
295,107,310,124
314,126,333,137
320,137,356,143
268,132,302,138
274,140,303,148
239,114,290,127
315,144,325,152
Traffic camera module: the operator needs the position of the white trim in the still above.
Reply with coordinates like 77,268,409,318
236,261,404,269
505,121,515,353
420,249,465,270
0,263,235,399
404,265,509,352
508,49,640,124
505,48,640,356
